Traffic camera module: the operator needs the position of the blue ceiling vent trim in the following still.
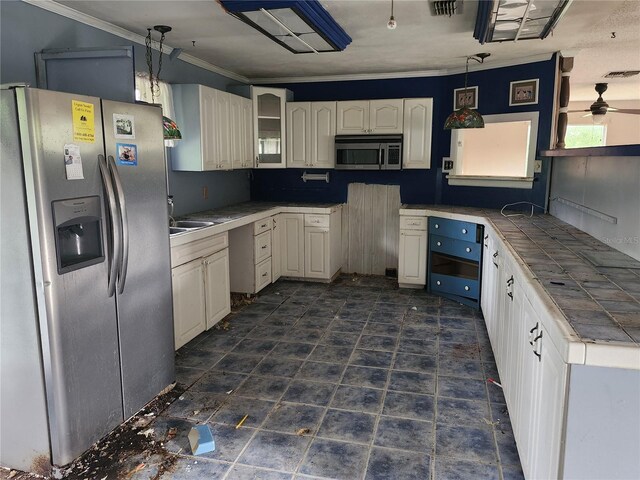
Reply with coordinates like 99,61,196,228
220,0,352,54
473,0,573,43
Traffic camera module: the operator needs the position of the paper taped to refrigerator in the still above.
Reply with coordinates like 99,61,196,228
64,144,84,180
72,100,95,143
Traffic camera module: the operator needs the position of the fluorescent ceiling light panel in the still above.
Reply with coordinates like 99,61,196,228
474,0,573,43
220,0,352,54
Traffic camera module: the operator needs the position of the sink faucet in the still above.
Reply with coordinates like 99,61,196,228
168,195,176,227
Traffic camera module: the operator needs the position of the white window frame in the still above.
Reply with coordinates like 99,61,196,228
447,111,539,189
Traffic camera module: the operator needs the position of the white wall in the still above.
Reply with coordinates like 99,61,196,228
567,100,640,146
549,155,640,260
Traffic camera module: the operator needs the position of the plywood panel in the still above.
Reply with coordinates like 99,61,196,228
386,186,401,270
347,183,365,274
345,183,401,275
371,184,388,275
341,205,349,270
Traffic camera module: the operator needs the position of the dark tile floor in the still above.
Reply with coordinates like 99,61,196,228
155,275,524,480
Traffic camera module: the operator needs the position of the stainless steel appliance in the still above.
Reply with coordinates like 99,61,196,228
335,134,402,170
0,86,174,472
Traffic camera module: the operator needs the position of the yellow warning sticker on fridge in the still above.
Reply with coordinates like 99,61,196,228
72,100,95,143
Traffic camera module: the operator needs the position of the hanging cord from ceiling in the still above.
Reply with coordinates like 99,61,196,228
145,25,171,104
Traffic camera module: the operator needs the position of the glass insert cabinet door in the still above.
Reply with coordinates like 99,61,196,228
252,86,289,168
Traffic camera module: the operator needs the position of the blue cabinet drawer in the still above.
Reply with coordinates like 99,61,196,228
429,217,478,242
430,234,481,261
430,273,479,298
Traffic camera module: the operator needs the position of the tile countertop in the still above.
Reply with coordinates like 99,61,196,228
169,202,343,248
401,204,640,370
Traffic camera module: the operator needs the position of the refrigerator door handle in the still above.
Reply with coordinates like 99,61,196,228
108,155,129,294
98,154,121,297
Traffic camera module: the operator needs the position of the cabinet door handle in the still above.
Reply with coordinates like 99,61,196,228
533,350,541,361
507,276,514,286
436,280,441,286
493,252,498,258
436,241,442,246
464,286,470,291
434,224,439,229
462,228,468,234
465,247,471,253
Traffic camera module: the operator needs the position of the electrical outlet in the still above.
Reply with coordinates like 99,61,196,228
534,160,542,174
442,157,454,172
202,186,208,200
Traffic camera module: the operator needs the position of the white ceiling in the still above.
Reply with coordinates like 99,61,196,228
51,0,640,100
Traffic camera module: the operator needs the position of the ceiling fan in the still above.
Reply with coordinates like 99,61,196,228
569,83,640,124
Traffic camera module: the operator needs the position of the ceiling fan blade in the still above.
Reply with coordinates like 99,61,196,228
567,109,590,113
610,108,640,115
581,113,593,118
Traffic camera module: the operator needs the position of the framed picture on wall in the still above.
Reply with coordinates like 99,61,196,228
454,86,478,110
510,79,539,106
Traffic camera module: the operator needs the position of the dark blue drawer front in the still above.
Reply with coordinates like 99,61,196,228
430,235,481,261
429,217,478,242
431,273,479,298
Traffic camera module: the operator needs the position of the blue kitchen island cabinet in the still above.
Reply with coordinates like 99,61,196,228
427,216,484,308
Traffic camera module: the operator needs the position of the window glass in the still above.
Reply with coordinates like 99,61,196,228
565,125,606,148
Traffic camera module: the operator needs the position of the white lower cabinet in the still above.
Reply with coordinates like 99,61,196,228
229,219,274,294
171,232,230,350
398,215,428,288
305,227,329,279
280,213,305,277
204,249,231,330
398,230,427,286
172,259,206,350
482,229,567,480
271,214,282,282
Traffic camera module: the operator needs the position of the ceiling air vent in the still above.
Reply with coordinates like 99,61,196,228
430,0,463,17
604,71,640,78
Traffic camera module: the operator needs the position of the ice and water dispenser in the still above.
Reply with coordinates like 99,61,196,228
52,196,105,274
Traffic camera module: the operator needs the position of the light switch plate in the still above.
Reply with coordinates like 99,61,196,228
534,160,542,173
442,157,453,173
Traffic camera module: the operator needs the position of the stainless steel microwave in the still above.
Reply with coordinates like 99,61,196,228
335,134,402,170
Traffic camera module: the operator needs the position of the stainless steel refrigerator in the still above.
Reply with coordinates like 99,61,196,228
0,86,175,472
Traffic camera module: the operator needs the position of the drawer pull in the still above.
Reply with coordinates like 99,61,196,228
462,228,467,234
436,280,441,286
262,272,268,277
436,241,442,247
493,252,498,258
464,286,470,291
434,224,439,229
261,223,267,228
261,245,267,249
465,247,471,253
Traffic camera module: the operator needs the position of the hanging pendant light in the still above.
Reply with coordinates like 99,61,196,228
444,53,490,129
387,0,397,29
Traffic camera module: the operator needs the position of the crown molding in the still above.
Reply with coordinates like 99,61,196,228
23,0,249,84
248,53,555,84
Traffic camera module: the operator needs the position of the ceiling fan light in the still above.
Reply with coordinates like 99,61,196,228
592,113,606,125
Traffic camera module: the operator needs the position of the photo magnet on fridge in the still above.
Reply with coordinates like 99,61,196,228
116,143,138,166
113,113,135,139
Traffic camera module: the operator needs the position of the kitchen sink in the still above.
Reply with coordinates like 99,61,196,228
173,220,217,228
169,227,191,235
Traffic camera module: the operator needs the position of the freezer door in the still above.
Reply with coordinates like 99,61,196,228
17,88,123,466
101,100,175,419
1,89,51,472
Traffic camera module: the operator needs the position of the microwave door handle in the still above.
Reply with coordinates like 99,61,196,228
98,154,120,297
379,146,384,170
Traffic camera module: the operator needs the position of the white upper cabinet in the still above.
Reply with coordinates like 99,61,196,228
215,90,232,170
337,99,403,135
337,101,369,134
286,102,310,168
253,86,289,169
369,99,404,133
311,102,336,168
172,84,251,171
287,101,336,169
402,98,433,169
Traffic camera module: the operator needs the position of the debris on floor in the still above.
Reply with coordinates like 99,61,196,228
296,428,311,436
230,292,255,311
234,414,249,429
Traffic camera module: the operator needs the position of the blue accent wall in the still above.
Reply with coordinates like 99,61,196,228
252,57,556,209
